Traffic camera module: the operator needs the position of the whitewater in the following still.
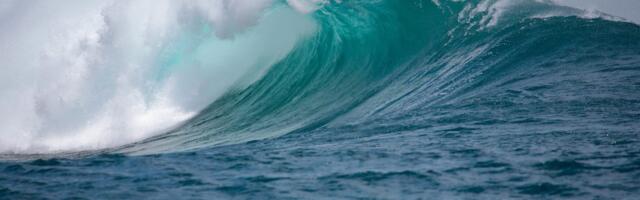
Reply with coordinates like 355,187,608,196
1,0,639,199
0,0,320,153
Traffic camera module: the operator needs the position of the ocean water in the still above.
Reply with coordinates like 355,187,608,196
1,0,640,199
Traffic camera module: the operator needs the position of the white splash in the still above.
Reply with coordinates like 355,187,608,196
287,0,328,14
0,0,317,153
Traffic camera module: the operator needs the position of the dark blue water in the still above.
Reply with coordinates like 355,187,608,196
2,0,640,199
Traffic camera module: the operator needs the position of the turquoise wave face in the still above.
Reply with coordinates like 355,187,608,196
119,0,640,154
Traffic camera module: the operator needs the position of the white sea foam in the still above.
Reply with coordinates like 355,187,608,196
286,0,328,14
457,0,630,31
0,0,317,153
553,0,640,24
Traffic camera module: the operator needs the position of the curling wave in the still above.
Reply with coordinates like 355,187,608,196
1,0,639,155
